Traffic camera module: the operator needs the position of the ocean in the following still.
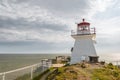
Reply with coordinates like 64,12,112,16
0,53,120,73
0,54,70,73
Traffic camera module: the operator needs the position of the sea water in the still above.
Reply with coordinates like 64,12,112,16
0,54,70,73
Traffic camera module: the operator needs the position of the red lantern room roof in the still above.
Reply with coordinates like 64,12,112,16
78,19,90,26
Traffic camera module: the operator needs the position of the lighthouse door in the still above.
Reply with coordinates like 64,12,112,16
89,56,98,63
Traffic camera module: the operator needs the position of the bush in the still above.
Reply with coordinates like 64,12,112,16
113,71,119,77
107,63,114,69
100,61,105,65
92,63,120,80
47,66,78,80
92,69,112,80
81,63,86,68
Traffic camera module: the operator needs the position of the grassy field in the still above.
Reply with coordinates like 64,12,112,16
14,62,120,80
45,62,120,80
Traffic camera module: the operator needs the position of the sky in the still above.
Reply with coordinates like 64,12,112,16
0,0,120,57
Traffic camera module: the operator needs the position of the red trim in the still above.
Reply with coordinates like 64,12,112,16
77,19,90,26
78,22,90,26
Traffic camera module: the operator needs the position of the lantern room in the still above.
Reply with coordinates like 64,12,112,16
77,19,91,34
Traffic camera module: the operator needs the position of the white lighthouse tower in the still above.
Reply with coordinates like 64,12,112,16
70,19,98,64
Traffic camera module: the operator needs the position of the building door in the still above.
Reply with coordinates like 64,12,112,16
89,56,98,63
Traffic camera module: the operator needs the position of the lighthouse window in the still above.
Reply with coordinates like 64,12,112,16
78,26,80,30
83,26,87,30
78,26,88,31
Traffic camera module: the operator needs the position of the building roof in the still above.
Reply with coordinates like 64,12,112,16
78,19,90,26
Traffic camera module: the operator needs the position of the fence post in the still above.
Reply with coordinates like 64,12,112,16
116,61,118,68
2,73,5,80
31,66,33,80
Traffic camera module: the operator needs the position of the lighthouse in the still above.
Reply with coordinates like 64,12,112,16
70,19,99,64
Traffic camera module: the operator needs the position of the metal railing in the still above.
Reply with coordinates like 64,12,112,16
71,28,96,36
0,62,46,80
0,59,120,80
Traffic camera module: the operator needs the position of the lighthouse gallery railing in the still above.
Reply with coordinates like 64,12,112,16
71,28,96,35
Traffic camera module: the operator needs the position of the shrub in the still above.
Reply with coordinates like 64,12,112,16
107,63,114,69
81,63,86,68
100,61,105,65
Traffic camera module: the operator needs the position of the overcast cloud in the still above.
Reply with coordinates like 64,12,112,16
0,0,120,56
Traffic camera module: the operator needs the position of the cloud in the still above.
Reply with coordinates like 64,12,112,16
0,0,120,53
0,16,68,31
0,0,68,25
91,0,117,12
0,0,72,43
93,16,120,54
0,28,71,43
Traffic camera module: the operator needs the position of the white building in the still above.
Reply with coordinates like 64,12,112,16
56,56,67,63
41,59,52,71
70,19,99,64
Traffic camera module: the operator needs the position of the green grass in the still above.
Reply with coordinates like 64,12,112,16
47,66,78,80
92,63,120,80
33,69,50,80
15,63,120,80
47,63,120,80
